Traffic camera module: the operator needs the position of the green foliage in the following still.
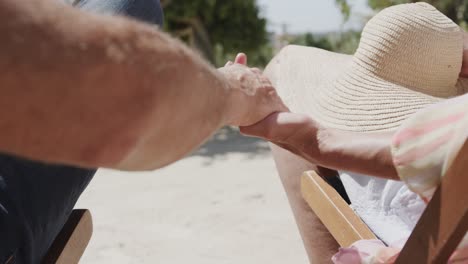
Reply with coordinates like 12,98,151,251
290,30,361,55
330,31,362,54
337,0,468,28
416,0,468,28
367,0,410,10
163,0,269,66
333,0,468,54
213,42,273,68
290,33,334,51
336,0,352,21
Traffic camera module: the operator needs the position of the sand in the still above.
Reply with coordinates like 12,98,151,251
76,127,308,263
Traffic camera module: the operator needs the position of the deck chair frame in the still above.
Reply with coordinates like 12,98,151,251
42,209,93,264
301,141,468,263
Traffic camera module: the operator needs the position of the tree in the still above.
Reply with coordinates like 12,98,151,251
162,0,269,66
290,33,333,51
337,0,468,28
330,31,362,54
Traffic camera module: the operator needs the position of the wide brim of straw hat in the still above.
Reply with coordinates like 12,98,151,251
266,45,468,132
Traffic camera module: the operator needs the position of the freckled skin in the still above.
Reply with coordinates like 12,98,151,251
0,0,286,170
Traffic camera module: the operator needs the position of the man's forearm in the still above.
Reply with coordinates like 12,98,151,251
0,0,231,169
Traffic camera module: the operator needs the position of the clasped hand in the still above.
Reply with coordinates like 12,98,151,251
218,53,324,164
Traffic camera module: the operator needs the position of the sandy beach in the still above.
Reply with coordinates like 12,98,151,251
76,127,308,263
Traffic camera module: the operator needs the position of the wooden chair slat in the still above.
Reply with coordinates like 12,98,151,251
42,209,93,264
301,171,377,247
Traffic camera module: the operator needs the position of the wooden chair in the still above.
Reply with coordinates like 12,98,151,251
301,141,468,263
42,209,93,264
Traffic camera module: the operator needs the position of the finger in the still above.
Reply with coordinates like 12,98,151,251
260,77,273,86
251,67,262,74
225,61,233,67
235,53,247,65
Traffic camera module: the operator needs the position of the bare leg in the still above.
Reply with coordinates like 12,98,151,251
264,46,340,263
270,145,338,263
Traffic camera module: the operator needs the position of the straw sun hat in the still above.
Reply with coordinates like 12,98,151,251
268,2,467,132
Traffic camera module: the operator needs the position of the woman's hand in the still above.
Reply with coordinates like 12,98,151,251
218,53,288,126
240,112,326,164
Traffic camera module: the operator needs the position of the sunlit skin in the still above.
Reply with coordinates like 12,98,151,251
0,0,286,170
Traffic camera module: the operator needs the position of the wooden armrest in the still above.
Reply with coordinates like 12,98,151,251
42,209,93,264
301,171,377,247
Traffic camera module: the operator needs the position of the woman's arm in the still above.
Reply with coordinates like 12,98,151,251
240,112,399,180
318,127,398,180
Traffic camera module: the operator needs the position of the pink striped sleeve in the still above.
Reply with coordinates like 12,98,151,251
392,112,464,146
391,94,468,199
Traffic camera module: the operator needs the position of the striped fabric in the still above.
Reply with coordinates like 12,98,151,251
392,93,468,262
391,93,468,200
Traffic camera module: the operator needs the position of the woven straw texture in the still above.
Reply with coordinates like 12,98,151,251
274,3,464,132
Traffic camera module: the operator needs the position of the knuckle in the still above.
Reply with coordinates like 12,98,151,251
238,74,247,82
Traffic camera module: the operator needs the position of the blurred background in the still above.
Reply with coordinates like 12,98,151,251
77,1,466,263
161,0,468,67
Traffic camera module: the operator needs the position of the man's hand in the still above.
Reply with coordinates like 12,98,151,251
219,53,288,126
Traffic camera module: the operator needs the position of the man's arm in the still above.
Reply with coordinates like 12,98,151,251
0,0,285,170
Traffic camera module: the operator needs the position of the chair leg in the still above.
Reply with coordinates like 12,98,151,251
42,209,93,264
